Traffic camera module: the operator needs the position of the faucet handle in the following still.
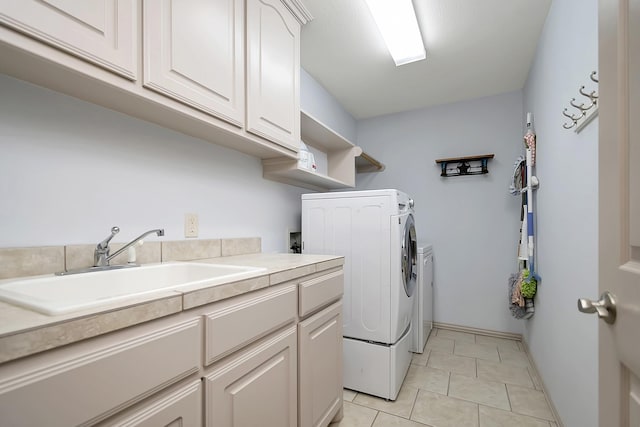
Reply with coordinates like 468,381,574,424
97,226,120,250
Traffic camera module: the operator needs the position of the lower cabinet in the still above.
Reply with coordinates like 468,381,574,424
0,265,343,427
204,325,298,427
298,301,343,427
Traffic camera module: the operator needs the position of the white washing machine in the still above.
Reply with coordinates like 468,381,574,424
302,189,417,400
411,244,433,353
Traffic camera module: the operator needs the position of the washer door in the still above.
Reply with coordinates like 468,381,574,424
402,214,417,297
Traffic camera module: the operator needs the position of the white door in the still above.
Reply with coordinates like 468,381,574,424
589,0,640,425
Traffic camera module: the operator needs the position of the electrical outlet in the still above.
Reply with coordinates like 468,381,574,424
185,213,199,238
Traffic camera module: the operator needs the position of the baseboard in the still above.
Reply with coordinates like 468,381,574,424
432,322,522,341
520,340,564,427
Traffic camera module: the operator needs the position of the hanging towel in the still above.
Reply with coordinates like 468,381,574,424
508,273,527,319
524,132,536,166
509,156,526,195
511,271,525,307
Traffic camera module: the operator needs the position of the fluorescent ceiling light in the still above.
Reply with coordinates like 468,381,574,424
365,0,426,66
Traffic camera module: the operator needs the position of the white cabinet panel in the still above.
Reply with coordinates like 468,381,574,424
204,325,298,427
96,380,202,427
0,318,201,427
246,0,300,151
298,268,344,318
203,283,297,365
298,301,343,427
143,0,244,125
0,0,137,79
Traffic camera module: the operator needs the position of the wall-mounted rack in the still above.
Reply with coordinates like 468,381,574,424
435,154,495,177
562,71,599,132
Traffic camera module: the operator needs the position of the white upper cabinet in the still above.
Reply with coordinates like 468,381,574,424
0,0,311,158
143,0,244,126
246,0,301,151
0,0,137,79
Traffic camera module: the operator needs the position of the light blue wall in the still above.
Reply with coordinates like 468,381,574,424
522,0,599,425
356,91,525,334
300,68,357,143
0,75,304,250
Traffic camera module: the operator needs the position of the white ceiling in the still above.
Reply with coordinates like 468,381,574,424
300,0,552,120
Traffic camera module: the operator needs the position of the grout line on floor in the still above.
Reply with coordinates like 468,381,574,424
408,387,420,421
369,409,380,427
422,327,559,425
525,366,537,389
445,371,451,395
503,382,512,411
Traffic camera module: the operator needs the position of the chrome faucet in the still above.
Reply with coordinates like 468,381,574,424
56,226,165,276
94,226,165,267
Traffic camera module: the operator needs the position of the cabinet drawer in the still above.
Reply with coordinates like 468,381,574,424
0,317,201,427
96,379,202,427
204,283,297,365
299,269,344,318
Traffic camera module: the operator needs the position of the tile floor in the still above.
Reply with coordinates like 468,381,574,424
330,328,559,427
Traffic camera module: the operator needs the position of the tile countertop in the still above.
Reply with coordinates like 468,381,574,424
0,253,344,364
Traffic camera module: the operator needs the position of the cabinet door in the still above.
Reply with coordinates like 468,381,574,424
246,0,300,151
204,325,297,427
143,0,244,126
298,301,343,427
0,0,137,79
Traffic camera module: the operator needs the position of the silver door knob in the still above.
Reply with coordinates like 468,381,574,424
577,291,617,324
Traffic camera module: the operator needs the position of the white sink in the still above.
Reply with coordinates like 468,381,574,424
0,262,267,316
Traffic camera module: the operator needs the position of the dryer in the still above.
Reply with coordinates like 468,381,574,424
302,189,417,400
411,243,433,353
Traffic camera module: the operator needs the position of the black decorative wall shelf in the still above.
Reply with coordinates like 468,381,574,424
435,154,495,177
